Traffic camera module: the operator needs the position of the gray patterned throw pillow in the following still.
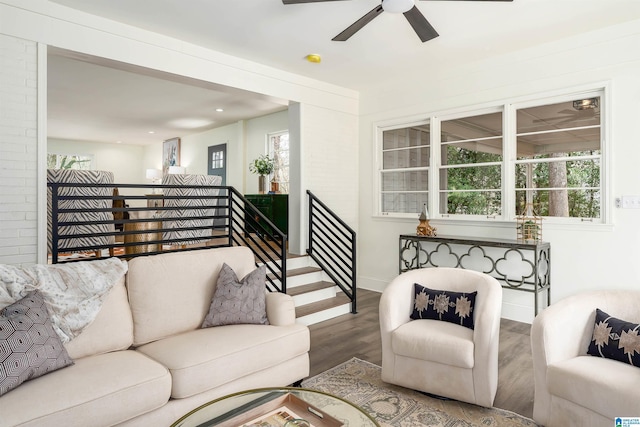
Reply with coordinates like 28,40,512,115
0,291,74,396
201,263,269,327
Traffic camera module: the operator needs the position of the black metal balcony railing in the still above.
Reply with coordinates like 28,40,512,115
307,190,357,314
48,183,287,293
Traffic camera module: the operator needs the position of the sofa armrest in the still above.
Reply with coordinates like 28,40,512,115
266,292,296,326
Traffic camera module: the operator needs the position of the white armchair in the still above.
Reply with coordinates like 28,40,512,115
379,267,502,408
47,169,115,257
531,290,640,426
161,174,222,247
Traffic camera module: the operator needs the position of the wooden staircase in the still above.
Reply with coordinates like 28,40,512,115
266,254,352,325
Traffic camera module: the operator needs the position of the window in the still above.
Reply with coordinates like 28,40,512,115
375,88,606,223
379,121,430,215
268,131,289,194
440,111,503,217
47,153,92,170
515,95,601,220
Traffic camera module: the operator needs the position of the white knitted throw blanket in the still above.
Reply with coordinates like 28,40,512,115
0,258,128,343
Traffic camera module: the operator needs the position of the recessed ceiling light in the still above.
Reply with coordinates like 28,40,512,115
306,54,322,63
216,108,224,112
148,131,155,134
116,141,122,144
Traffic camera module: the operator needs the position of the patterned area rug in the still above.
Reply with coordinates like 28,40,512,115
302,358,538,427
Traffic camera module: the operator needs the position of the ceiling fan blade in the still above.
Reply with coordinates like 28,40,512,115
282,0,350,4
404,6,439,42
332,5,384,41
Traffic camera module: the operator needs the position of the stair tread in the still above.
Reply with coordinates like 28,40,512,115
287,281,335,296
267,266,321,280
295,293,351,318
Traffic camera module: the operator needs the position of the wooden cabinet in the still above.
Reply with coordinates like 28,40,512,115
244,194,288,238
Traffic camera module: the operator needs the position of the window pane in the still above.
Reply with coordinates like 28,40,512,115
439,191,502,216
515,189,600,218
382,170,429,191
517,97,601,134
382,193,428,214
268,131,289,194
515,158,600,219
443,140,502,165
440,164,502,191
441,112,502,142
517,128,600,159
516,158,600,190
383,126,429,150
383,147,429,169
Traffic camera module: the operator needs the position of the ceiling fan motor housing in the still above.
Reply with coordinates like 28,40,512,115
382,0,414,14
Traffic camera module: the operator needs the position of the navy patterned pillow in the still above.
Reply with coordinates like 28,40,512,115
587,308,640,367
201,263,269,327
410,283,477,329
0,291,74,396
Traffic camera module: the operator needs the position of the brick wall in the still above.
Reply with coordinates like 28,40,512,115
0,34,38,265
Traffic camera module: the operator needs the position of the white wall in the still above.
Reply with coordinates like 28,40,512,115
48,138,146,184
357,20,640,323
178,122,241,185
0,34,38,266
140,110,289,193
290,103,359,254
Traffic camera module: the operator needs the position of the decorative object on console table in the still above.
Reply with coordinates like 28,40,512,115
270,177,280,194
416,203,436,236
516,202,542,242
245,194,288,239
249,154,275,195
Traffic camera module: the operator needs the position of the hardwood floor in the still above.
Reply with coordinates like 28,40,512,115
308,289,534,419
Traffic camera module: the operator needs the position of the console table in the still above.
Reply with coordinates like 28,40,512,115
399,234,551,314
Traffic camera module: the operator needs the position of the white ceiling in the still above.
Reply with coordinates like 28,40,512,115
46,0,640,145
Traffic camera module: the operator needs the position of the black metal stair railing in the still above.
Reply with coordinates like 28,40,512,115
306,190,357,314
47,182,286,293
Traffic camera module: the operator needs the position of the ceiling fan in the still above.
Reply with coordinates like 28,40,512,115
282,0,514,43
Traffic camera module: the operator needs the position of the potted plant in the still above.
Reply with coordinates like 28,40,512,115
249,154,275,194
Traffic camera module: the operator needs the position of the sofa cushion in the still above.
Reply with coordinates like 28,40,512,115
136,323,310,399
0,350,171,427
127,246,256,346
548,355,640,419
64,278,134,359
0,291,74,397
410,283,477,329
588,308,640,367
202,263,269,327
392,318,475,368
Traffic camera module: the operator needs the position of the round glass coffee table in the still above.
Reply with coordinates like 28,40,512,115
171,387,379,427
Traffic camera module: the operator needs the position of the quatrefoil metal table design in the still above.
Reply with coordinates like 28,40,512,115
399,234,551,315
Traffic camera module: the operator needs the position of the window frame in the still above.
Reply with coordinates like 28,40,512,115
436,106,505,220
373,85,610,225
376,118,431,219
267,130,289,194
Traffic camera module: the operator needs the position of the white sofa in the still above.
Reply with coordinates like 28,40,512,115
0,247,310,427
531,290,640,426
